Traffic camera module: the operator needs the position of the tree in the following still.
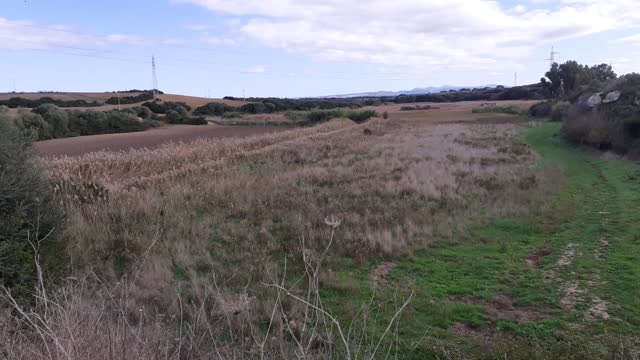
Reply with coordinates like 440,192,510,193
0,114,64,293
591,63,617,82
32,104,69,138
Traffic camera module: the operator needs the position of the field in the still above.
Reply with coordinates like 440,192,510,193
0,91,247,112
3,101,639,359
34,123,293,157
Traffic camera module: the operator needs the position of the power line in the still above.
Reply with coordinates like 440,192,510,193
545,46,559,67
152,55,158,98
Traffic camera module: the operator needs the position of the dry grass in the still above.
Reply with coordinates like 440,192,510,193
2,106,557,358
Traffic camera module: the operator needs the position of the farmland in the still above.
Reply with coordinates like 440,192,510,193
2,100,638,359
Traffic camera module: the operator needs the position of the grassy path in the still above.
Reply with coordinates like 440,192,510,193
327,122,640,358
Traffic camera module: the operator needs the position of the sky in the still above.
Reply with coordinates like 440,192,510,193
1,0,639,98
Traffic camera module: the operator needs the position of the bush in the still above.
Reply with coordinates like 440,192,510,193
305,110,345,125
105,92,154,105
551,102,571,122
0,115,65,293
166,110,182,124
239,102,269,114
142,100,191,114
33,104,69,138
472,105,525,115
346,110,377,123
13,110,52,140
181,117,208,125
0,96,101,108
222,112,242,119
193,102,236,116
529,102,553,118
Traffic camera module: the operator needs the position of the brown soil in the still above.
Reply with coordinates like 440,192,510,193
453,293,552,323
371,262,396,285
525,248,552,268
34,124,293,157
451,323,509,343
557,243,577,267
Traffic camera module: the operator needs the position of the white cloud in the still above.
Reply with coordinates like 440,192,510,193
0,17,179,50
177,0,640,71
616,34,640,44
203,36,237,46
243,65,267,73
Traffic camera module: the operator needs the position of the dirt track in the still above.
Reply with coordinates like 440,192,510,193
34,124,292,157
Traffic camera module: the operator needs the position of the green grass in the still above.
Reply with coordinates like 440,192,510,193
324,122,640,357
472,105,526,115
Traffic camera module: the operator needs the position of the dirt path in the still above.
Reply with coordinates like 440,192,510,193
34,124,292,157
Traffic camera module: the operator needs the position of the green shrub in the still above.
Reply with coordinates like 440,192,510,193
33,104,69,138
346,110,377,123
283,111,306,121
142,100,191,114
222,112,243,119
0,115,65,293
181,117,208,125
528,102,553,118
14,110,52,140
472,105,525,115
166,110,182,124
551,102,570,122
105,92,154,105
305,110,345,125
193,102,236,116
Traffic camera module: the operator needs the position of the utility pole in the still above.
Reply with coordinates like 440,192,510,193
514,72,517,87
151,55,158,99
545,46,559,68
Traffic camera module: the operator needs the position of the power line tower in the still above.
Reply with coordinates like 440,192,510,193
151,55,159,99
545,46,559,68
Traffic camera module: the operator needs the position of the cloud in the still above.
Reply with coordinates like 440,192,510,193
203,36,237,46
177,0,640,70
616,34,640,44
0,17,179,50
243,65,267,74
0,17,88,50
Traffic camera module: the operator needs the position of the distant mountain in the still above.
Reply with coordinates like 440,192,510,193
320,85,501,98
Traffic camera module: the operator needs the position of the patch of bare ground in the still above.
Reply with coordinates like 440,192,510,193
453,293,552,323
557,243,577,267
525,247,552,268
451,323,509,343
586,297,610,320
371,262,396,286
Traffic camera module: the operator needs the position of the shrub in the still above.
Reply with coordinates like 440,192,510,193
551,102,571,122
346,110,377,123
166,110,182,124
142,100,191,114
305,110,345,125
222,112,242,119
105,92,154,105
529,102,553,118
182,117,208,125
33,104,69,138
383,111,389,119
239,102,269,114
0,115,64,293
472,105,525,115
193,102,236,116
0,97,100,108
14,110,52,140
